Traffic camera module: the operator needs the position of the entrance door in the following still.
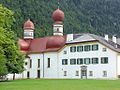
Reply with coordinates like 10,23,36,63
27,71,30,79
81,66,87,79
37,70,40,78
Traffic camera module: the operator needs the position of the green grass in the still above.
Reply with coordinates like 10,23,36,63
0,79,120,90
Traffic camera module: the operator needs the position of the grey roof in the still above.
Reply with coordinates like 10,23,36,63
66,33,120,53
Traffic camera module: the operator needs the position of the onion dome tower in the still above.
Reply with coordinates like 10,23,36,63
23,19,35,39
46,35,65,49
52,2,64,36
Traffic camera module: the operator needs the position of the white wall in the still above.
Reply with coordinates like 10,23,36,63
58,42,118,79
23,54,44,79
8,41,118,79
23,52,59,79
44,52,58,78
7,73,23,80
117,55,120,78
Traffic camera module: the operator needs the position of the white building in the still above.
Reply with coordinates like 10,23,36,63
8,8,120,79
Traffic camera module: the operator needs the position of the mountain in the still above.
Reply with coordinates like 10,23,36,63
0,0,120,38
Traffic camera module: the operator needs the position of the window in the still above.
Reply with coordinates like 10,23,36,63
92,58,99,64
62,59,68,65
76,71,79,76
77,58,83,65
103,48,107,52
70,46,76,52
38,59,40,68
70,59,76,65
89,71,93,76
63,51,67,54
30,59,32,68
24,32,33,37
25,62,28,65
57,28,59,32
101,57,108,64
103,71,107,77
84,58,90,64
48,58,50,68
92,44,98,51
64,71,67,76
84,45,91,51
77,46,83,52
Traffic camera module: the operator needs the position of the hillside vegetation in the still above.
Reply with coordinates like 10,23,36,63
0,0,120,38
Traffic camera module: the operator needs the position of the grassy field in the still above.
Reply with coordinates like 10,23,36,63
0,79,120,90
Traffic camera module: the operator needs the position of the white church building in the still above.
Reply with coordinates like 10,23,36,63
8,8,120,79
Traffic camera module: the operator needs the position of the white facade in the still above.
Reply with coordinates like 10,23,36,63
9,37,120,80
58,42,117,79
8,42,120,79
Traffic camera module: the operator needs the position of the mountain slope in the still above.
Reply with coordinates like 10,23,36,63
0,0,120,37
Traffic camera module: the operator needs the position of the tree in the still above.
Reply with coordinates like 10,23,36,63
0,5,25,80
0,46,7,76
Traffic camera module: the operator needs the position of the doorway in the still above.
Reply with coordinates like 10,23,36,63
27,71,30,79
37,70,40,78
81,66,87,79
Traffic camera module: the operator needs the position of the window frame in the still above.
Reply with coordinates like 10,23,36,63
103,48,107,52
63,51,67,54
64,71,67,76
70,58,76,65
77,46,83,52
92,58,99,64
84,58,91,65
89,71,93,76
77,58,83,65
76,71,79,76
103,71,107,77
70,46,76,52
101,57,108,64
47,58,50,68
38,59,40,68
30,59,32,68
62,59,68,65
84,45,91,51
92,44,98,51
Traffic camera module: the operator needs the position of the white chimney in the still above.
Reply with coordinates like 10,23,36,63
112,36,117,43
105,34,109,41
67,34,73,41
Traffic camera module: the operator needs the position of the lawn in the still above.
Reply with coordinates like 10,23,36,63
0,79,120,90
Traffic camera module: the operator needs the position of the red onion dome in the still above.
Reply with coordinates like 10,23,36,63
23,19,34,30
46,36,65,49
18,39,29,51
52,9,64,22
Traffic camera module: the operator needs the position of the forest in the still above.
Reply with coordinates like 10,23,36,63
0,0,120,38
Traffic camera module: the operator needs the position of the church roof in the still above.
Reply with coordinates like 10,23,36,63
19,36,66,54
19,33,120,54
66,33,120,53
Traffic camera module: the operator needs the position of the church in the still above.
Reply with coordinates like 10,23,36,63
7,7,120,79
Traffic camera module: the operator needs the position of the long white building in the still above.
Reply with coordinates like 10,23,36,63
8,8,120,79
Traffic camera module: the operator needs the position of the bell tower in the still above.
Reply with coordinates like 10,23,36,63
52,1,64,36
23,19,34,39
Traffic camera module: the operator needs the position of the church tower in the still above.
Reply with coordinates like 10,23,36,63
52,8,64,36
23,19,34,39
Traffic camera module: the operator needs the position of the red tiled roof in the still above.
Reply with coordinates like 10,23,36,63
19,36,66,54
